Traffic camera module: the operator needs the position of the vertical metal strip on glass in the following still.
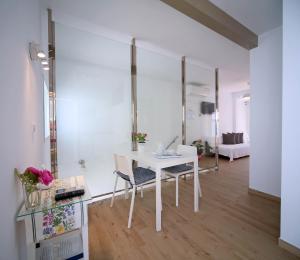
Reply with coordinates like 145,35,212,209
182,56,186,145
48,9,58,177
131,38,137,151
215,68,219,170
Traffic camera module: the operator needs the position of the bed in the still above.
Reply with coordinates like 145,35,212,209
218,143,250,162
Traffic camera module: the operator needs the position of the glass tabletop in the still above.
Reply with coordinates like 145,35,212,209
16,176,92,220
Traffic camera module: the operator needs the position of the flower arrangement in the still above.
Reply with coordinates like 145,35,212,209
15,167,53,188
133,132,147,143
15,167,54,209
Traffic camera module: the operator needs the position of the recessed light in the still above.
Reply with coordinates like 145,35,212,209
37,51,46,58
41,59,48,65
43,66,50,71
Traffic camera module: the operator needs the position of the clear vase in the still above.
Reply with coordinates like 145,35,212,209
137,142,145,153
23,184,41,209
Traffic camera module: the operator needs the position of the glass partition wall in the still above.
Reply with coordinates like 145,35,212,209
55,23,132,197
53,23,218,197
186,62,217,170
136,48,182,152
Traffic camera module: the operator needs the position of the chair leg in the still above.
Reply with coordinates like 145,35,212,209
141,185,144,198
176,176,179,207
110,175,119,207
125,180,129,199
128,186,136,228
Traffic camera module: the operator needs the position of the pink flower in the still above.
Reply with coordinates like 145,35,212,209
26,167,53,186
39,170,53,186
27,167,41,177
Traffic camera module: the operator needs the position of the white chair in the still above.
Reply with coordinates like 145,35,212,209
110,154,156,228
163,145,202,207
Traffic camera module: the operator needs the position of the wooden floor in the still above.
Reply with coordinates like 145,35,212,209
88,158,299,260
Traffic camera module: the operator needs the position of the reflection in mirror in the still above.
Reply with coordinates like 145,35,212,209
55,23,131,197
53,23,218,197
43,81,50,139
186,62,217,170
137,48,182,153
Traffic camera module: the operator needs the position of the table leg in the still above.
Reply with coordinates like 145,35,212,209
82,202,89,259
24,216,36,260
156,167,162,231
194,159,199,212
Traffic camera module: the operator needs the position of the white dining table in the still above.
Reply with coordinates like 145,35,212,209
125,151,200,232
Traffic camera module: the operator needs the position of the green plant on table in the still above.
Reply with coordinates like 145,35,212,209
133,132,147,143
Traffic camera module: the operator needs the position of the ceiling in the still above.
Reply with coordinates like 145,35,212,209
210,0,282,35
47,0,282,89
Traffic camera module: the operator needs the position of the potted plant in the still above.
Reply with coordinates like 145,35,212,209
204,141,214,156
15,167,53,209
133,132,147,152
192,139,204,158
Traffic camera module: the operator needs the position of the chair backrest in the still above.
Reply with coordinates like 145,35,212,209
113,154,135,184
177,144,197,155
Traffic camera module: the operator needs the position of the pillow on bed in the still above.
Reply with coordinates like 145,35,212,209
223,133,235,144
230,133,238,144
233,133,239,144
235,133,244,143
238,133,244,143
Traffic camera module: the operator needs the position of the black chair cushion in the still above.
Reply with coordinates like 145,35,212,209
133,167,156,185
163,164,193,173
116,171,130,182
116,167,156,186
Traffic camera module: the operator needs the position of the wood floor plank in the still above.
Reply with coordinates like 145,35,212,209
88,158,299,260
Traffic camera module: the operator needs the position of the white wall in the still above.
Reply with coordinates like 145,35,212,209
219,88,233,135
0,0,48,259
56,58,131,197
249,26,282,197
280,0,300,250
219,86,250,141
235,98,250,140
137,48,182,152
232,90,251,141
138,76,182,151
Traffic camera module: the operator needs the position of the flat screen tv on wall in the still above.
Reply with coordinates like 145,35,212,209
201,102,215,115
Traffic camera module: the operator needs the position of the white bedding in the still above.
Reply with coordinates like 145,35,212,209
218,143,250,161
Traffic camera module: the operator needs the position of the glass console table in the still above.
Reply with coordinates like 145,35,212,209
16,176,92,260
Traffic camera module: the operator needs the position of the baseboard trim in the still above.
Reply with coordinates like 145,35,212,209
279,238,300,257
248,188,281,203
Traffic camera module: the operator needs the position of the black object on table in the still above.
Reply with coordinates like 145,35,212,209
55,188,85,201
